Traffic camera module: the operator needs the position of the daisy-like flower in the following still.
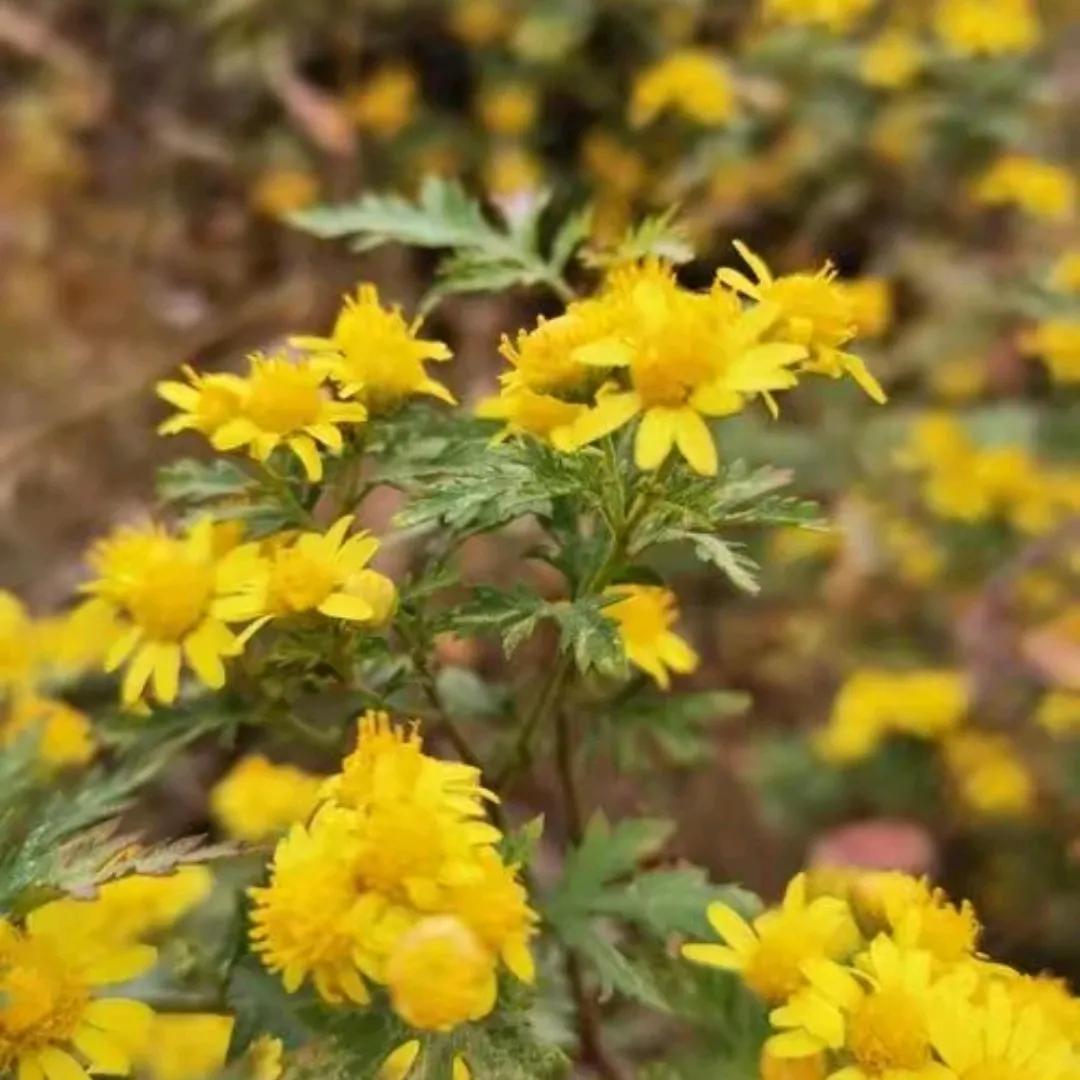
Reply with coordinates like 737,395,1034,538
155,365,246,439
211,755,326,842
1,693,95,768
1022,319,1080,384
81,519,258,705
629,49,736,128
972,156,1076,222
0,902,156,1080
934,0,1040,57
603,585,699,689
214,515,397,629
682,873,858,1006
206,353,368,482
292,284,453,411
716,242,887,404
767,937,947,1075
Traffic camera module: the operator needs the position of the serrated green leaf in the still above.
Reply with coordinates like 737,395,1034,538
549,596,626,677
157,458,254,505
582,207,693,269
682,532,760,594
566,930,669,1011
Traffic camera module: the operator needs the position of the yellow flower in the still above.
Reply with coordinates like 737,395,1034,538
1036,691,1080,737
483,144,543,199
211,755,326,842
860,31,922,89
768,937,942,1073
250,167,318,219
682,873,858,1005
930,983,1075,1080
943,733,1035,818
385,916,497,1032
292,284,453,411
973,156,1076,221
716,242,887,404
0,590,35,690
1,693,95,768
156,365,246,439
476,83,538,137
602,585,698,689
207,353,368,482
629,49,735,127
30,603,123,683
837,278,892,339
763,0,874,32
475,387,590,449
82,520,258,705
1049,251,1080,294
248,1035,284,1080
934,0,1041,56
135,1015,233,1080
1022,319,1080,384
346,66,418,139
1003,973,1080,1048
214,516,397,629
0,903,156,1080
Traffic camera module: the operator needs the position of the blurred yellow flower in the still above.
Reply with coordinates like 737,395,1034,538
860,30,922,88
0,591,36,690
248,1036,284,1080
1022,319,1080,384
1035,690,1080,737
944,732,1035,818
973,156,1076,221
476,82,539,137
763,0,874,32
250,167,318,219
135,1015,233,1080
483,144,543,198
603,584,699,689
211,755,326,841
934,0,1041,56
629,50,735,128
929,355,986,402
347,65,418,139
837,277,893,339
1,693,95,768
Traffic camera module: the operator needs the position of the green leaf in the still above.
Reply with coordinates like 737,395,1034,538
681,532,760,594
441,586,547,657
582,207,693,269
549,596,626,677
157,458,254,505
435,666,505,721
565,929,668,1010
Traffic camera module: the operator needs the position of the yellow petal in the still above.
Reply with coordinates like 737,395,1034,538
681,943,742,970
83,998,154,1040
121,645,157,706
672,409,717,476
36,1049,89,1080
568,391,641,448
705,902,757,954
306,423,343,451
152,643,182,704
211,418,259,450
289,435,323,481
377,1041,420,1080
73,1026,131,1075
18,1056,46,1080
502,938,536,984
104,627,142,673
317,593,374,622
183,624,227,689
635,407,677,471
452,1057,472,1080
83,946,158,985
765,1031,827,1059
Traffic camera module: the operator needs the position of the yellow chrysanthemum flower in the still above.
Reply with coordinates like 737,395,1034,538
934,0,1041,56
682,873,858,1005
763,0,874,32
346,65,418,139
1050,251,1080,294
860,31,922,89
1,693,95,768
603,585,699,689
214,516,397,630
972,156,1076,221
1003,973,1080,1048
1036,690,1080,737
943,732,1035,819
205,353,368,482
135,1015,233,1080
716,242,887,404
292,284,453,411
82,519,259,705
1022,319,1080,384
767,937,943,1072
629,49,735,127
0,903,156,1080
476,82,539,137
211,755,326,842
385,916,497,1032
0,590,35,690
156,365,246,439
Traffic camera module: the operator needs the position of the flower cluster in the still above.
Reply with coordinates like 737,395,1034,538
685,869,1080,1079
479,248,884,477
250,712,537,1071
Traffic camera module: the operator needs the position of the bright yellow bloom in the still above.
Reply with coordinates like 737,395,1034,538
603,585,699,689
483,144,543,199
0,590,35,690
1036,691,1080,737
385,916,497,1031
763,0,874,32
292,284,453,410
768,937,943,1072
156,365,246,439
214,516,397,629
1003,973,1080,1048
250,167,318,219
629,50,735,127
837,278,893,339
82,519,258,705
716,242,887,404
0,902,156,1080
973,156,1076,221
943,733,1035,818
934,0,1041,56
476,82,539,137
860,31,922,89
1050,251,1080,294
135,1015,233,1080
207,353,368,482
930,983,1075,1080
1,693,95,768
248,1035,284,1080
1022,319,1080,384
346,66,417,139
211,755,326,842
682,873,858,1005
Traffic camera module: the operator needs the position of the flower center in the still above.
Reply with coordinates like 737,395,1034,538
265,549,337,614
847,989,931,1074
247,370,322,433
743,925,815,1004
126,555,214,640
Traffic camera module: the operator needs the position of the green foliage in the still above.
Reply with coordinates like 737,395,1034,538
288,178,584,308
581,207,694,269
